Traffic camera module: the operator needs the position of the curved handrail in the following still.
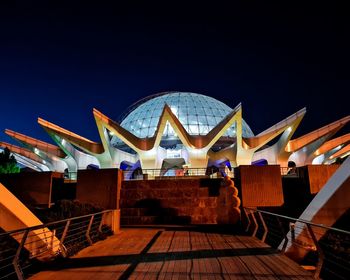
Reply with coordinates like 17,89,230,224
243,207,350,235
0,210,113,237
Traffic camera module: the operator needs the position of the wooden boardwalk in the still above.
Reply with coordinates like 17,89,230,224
29,227,313,280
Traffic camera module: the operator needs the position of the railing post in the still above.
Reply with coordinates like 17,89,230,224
51,229,56,250
12,229,29,280
86,215,95,245
99,212,105,233
258,212,268,242
307,224,324,279
59,220,71,257
242,208,251,232
250,210,259,237
277,217,289,252
290,222,295,242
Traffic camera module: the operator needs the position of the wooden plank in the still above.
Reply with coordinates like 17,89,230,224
218,257,253,280
148,231,173,253
239,255,277,280
29,227,313,280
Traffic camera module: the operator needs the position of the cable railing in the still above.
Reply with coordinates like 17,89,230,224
0,210,115,280
61,166,297,181
243,207,350,280
122,167,235,180
280,166,300,176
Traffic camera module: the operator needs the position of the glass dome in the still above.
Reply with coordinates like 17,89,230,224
112,92,253,147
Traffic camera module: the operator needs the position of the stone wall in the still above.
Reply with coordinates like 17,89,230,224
121,178,237,225
76,168,122,209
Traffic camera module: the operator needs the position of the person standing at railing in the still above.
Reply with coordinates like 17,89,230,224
287,161,297,175
183,165,189,176
219,163,231,178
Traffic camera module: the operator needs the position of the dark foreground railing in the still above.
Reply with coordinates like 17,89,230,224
243,207,350,280
0,210,115,280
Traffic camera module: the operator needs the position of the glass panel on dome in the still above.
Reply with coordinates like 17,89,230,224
130,112,138,120
179,116,186,124
178,107,186,116
213,109,222,117
138,111,145,118
213,116,222,123
196,107,205,115
150,117,158,127
134,129,141,137
188,115,197,124
140,129,148,138
199,125,209,134
207,116,216,125
152,109,162,117
183,124,190,132
198,116,207,126
189,125,199,134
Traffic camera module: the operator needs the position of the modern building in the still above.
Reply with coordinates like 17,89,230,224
1,92,350,178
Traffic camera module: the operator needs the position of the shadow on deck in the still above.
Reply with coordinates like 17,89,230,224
29,226,313,279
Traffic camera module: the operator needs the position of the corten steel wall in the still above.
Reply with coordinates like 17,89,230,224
234,165,284,207
0,172,60,208
121,178,237,224
298,165,340,194
76,168,122,209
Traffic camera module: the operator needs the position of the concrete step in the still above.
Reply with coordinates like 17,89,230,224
121,178,222,190
121,207,178,216
120,206,221,225
120,188,209,199
120,187,211,199
120,197,218,208
121,215,191,225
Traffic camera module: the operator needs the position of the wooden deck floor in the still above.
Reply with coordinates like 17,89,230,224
29,227,313,280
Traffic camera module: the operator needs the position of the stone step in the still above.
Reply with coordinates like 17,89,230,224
120,197,218,208
121,178,222,190
121,215,191,225
121,207,178,216
120,187,212,199
120,206,222,224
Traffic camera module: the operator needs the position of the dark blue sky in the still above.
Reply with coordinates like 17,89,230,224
0,2,348,145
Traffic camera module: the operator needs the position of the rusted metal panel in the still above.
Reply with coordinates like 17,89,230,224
235,165,284,207
306,165,339,194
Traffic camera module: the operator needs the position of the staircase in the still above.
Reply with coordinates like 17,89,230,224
120,178,230,225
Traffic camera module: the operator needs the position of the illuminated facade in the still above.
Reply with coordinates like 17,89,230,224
1,92,349,177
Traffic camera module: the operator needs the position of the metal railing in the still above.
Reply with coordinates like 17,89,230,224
0,210,114,280
280,166,300,176
123,167,234,180
62,166,296,181
243,207,350,280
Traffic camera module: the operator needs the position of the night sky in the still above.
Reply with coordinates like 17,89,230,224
0,2,348,145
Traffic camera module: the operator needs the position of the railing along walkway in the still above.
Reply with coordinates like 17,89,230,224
29,227,313,280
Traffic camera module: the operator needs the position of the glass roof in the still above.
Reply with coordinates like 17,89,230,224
112,92,254,142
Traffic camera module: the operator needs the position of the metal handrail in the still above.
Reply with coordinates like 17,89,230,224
0,210,112,237
244,207,350,235
243,207,350,280
122,167,234,180
65,166,300,180
0,210,115,280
